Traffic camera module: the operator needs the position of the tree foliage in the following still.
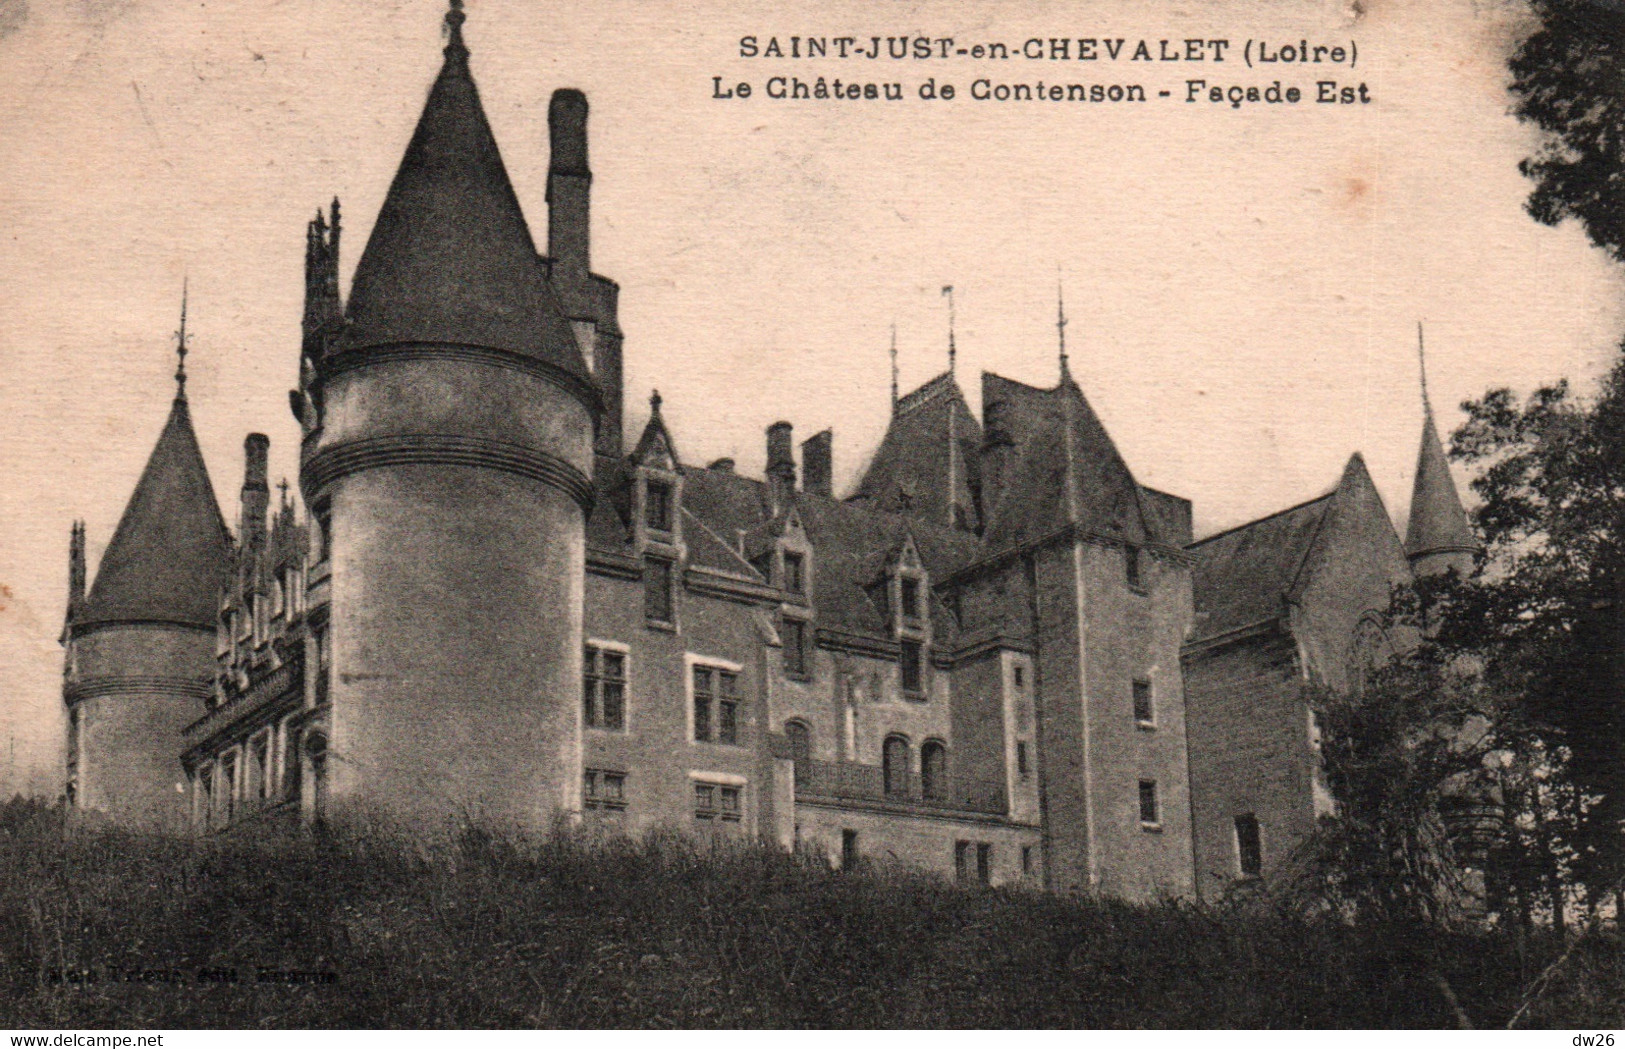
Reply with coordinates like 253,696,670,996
1511,0,1625,262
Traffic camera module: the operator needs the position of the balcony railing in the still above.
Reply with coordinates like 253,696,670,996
793,758,1007,816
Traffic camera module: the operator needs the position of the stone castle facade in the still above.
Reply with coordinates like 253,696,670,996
58,4,1479,902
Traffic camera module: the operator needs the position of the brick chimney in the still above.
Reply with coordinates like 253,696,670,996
240,433,270,556
802,429,832,499
767,421,795,510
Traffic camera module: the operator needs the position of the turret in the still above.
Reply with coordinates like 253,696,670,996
1406,328,1479,580
298,0,600,831
1406,410,1478,579
62,299,230,829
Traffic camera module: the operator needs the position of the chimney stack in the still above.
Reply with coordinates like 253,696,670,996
547,89,591,284
802,429,833,499
67,521,85,617
767,421,795,510
241,433,270,556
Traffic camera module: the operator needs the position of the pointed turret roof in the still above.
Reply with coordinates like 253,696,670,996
79,395,230,630
336,3,592,391
1406,409,1478,560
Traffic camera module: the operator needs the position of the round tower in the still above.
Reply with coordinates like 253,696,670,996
300,2,600,832
63,313,230,831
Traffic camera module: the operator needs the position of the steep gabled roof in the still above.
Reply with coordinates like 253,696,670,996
1188,492,1335,644
336,9,590,387
980,372,1163,553
79,397,230,629
1188,453,1408,645
1406,411,1478,559
851,372,981,531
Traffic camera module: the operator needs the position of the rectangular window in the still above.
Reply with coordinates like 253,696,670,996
899,577,920,619
584,645,627,731
1013,664,1025,689
583,769,628,811
693,780,743,823
976,843,993,886
1125,544,1143,591
692,664,741,745
644,557,673,623
783,551,805,595
1235,813,1263,878
954,840,970,882
1133,678,1154,726
1021,845,1034,876
645,481,672,532
1016,740,1029,779
782,618,807,677
842,829,860,870
1138,779,1160,827
900,638,923,694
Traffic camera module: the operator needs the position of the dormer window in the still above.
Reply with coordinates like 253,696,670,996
899,577,920,620
645,480,672,532
783,551,805,596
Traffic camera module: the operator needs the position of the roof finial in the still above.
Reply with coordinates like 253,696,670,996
942,285,956,375
650,388,662,416
1417,320,1431,417
444,0,468,62
174,277,189,402
889,322,899,412
277,477,291,510
1057,267,1070,381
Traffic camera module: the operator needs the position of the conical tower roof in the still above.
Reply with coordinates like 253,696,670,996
1405,410,1477,561
336,4,591,390
79,396,230,630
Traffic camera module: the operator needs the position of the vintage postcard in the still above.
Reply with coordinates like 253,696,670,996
0,0,1619,1031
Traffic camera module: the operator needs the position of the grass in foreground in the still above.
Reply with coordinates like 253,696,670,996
0,798,1617,1029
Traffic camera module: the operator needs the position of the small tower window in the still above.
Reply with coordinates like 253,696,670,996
1125,544,1143,591
1133,678,1155,727
1235,813,1263,878
645,480,672,532
1016,740,1029,779
1138,779,1160,827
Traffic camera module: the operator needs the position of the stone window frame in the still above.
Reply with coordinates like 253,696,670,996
583,768,628,812
1234,813,1264,879
689,770,747,825
1138,778,1161,830
643,555,676,628
686,653,744,747
1132,676,1156,729
584,639,630,733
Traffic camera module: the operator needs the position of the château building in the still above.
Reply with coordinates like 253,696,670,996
57,2,1479,901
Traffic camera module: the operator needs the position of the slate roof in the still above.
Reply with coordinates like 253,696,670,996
851,372,982,531
1405,411,1478,558
1187,492,1334,644
980,373,1165,552
336,12,590,387
79,397,230,630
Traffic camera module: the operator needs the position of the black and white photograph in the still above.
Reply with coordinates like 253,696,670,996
0,0,1621,1031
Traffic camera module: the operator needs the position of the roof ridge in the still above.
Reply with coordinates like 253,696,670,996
1188,490,1336,549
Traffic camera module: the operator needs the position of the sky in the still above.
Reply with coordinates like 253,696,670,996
1,0,1622,795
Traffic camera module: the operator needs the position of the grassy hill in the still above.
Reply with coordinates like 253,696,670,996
0,798,1616,1029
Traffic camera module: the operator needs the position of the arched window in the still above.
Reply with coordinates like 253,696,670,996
785,720,812,763
883,734,911,796
920,739,948,800
1349,614,1392,694
304,731,329,825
